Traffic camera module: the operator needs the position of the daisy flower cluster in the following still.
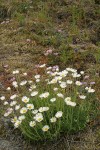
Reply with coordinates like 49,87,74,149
0,65,96,141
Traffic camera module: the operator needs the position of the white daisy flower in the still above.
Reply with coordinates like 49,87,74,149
15,105,20,110
66,68,72,71
20,80,27,86
30,85,36,89
75,81,82,86
20,107,27,114
39,64,46,68
51,72,58,76
0,96,5,101
56,68,59,72
39,92,49,98
58,70,68,77
71,68,77,73
26,104,34,110
79,95,86,99
76,74,81,77
4,113,10,117
65,97,71,101
35,116,43,122
23,72,27,76
12,81,17,85
39,107,49,112
22,96,29,103
72,72,77,78
6,87,11,91
31,91,38,97
4,108,13,117
48,78,57,84
18,115,25,121
32,109,38,114
53,87,58,91
15,70,19,74
12,70,19,74
55,111,63,118
14,120,21,128
10,101,17,106
85,87,89,90
10,94,17,100
45,79,49,82
4,101,9,105
12,81,18,88
11,116,18,123
50,98,56,102
12,71,16,74
28,80,33,84
65,100,76,107
60,82,67,88
66,80,73,84
50,117,57,123
57,93,64,98
42,125,49,132
36,79,40,82
46,71,51,74
29,121,36,127
29,88,32,91
66,68,77,73
38,107,44,112
80,71,84,75
88,88,95,93
43,107,49,111
34,113,43,122
46,66,52,70
34,74,40,79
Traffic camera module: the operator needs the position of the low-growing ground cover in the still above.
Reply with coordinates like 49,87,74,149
0,0,100,149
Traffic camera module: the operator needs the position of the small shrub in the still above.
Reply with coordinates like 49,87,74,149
0,65,96,141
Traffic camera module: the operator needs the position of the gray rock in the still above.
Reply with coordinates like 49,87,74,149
0,139,23,150
0,139,13,150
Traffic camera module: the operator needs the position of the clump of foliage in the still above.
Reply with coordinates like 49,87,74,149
0,64,96,141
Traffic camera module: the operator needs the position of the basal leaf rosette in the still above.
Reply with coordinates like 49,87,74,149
0,65,96,141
